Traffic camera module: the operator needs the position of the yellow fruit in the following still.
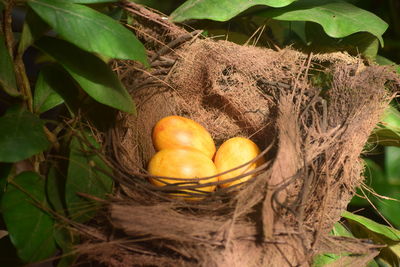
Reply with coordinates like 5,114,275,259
214,137,265,188
148,148,218,197
152,116,216,159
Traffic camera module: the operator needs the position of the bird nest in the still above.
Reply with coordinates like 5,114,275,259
75,2,400,266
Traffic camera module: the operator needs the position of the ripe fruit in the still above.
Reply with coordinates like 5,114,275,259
214,137,265,188
148,148,218,197
152,116,216,159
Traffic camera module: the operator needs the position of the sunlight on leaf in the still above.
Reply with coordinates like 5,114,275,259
342,211,400,241
258,0,388,46
28,0,148,64
171,0,296,22
343,211,400,266
35,37,135,113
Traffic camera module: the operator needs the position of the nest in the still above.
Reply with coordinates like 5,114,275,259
76,2,400,266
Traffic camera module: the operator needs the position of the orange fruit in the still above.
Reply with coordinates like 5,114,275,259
148,148,218,198
214,137,265,188
152,116,216,159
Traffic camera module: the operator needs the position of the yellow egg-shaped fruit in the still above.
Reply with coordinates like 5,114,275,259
152,116,216,159
214,137,265,188
148,148,218,198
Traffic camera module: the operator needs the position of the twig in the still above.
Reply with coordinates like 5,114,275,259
120,0,184,34
150,30,203,61
43,125,60,151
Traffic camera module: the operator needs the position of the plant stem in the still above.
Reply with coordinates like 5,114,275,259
15,54,33,112
2,0,34,111
2,0,14,58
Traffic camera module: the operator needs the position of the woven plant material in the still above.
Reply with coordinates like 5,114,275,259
77,2,400,267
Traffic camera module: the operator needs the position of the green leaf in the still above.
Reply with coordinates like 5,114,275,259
324,222,382,267
27,0,147,64
0,107,50,163
369,128,400,147
46,166,67,215
342,211,400,241
71,0,117,3
1,172,57,262
33,68,64,114
35,37,135,113
344,211,400,266
376,56,400,74
367,260,380,267
305,21,379,59
18,9,49,55
135,0,186,15
312,253,379,267
258,0,388,46
170,0,296,22
382,106,400,130
369,106,400,147
385,146,400,185
34,64,80,115
377,193,400,229
53,226,77,267
376,258,394,267
108,6,124,21
66,131,113,222
0,163,12,200
330,221,354,238
312,253,341,267
0,35,19,96
336,32,379,60
312,222,355,266
351,159,385,206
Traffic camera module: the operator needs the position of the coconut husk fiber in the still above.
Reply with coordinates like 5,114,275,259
77,2,400,267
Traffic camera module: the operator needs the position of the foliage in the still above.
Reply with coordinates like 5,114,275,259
313,212,400,267
1,172,57,262
0,0,399,265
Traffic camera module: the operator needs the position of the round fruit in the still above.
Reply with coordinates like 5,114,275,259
148,148,218,197
214,137,265,188
152,116,216,159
